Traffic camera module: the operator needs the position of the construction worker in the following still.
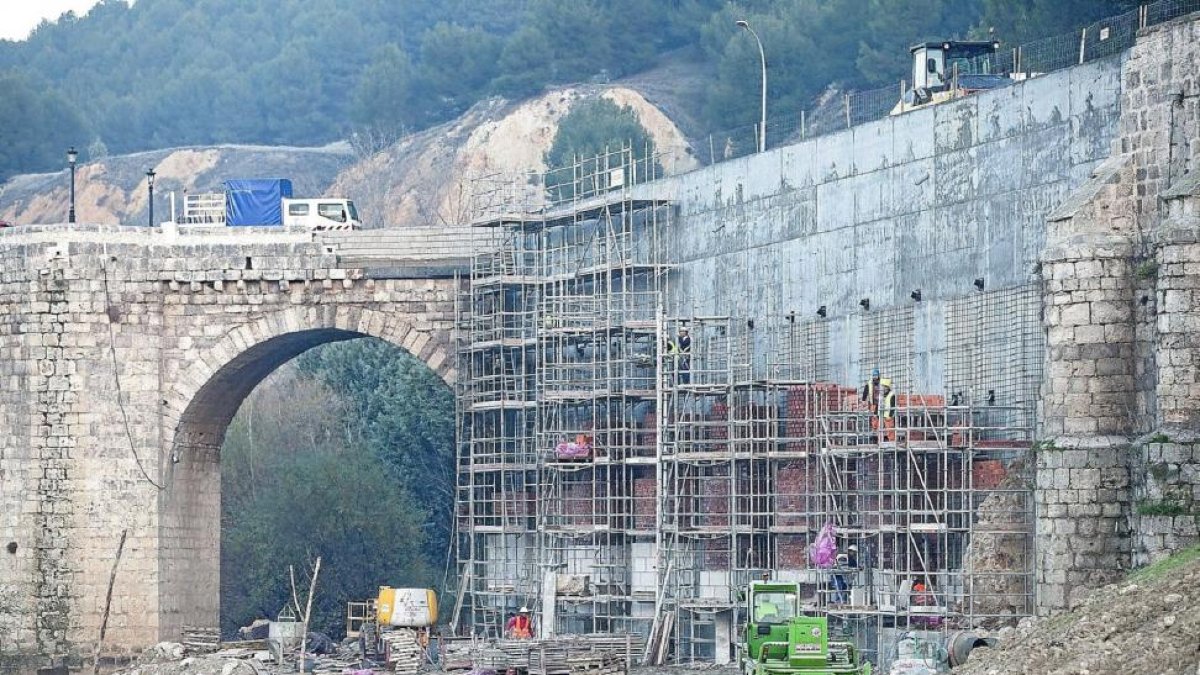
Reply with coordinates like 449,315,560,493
832,544,860,604
864,365,883,439
910,580,942,628
754,595,782,623
677,326,691,384
880,378,897,442
505,606,533,639
665,334,680,384
860,367,882,412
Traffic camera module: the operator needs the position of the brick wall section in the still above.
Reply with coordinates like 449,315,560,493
0,225,460,669
1033,13,1200,617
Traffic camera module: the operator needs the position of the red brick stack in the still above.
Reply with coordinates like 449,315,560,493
776,533,809,569
561,482,606,526
972,459,1008,489
709,400,729,451
703,539,732,568
776,460,819,529
857,457,881,529
783,386,813,452
698,475,730,528
636,411,656,456
733,403,772,443
632,477,656,530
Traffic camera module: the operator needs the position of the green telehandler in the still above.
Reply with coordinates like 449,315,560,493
740,580,872,675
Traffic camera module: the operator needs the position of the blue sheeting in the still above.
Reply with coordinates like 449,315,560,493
224,179,293,226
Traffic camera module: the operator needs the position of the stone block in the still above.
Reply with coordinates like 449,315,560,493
1060,302,1091,326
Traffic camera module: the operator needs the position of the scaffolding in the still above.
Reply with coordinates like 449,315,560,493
456,145,670,639
654,298,1039,668
456,150,1039,671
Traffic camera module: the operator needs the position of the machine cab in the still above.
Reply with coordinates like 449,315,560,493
743,581,801,663
283,198,362,230
910,40,1002,91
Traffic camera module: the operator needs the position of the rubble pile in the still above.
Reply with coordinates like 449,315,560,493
957,545,1200,674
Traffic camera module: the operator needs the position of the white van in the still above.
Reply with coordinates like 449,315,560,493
282,198,362,230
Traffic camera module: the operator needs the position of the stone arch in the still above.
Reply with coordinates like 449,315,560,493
156,305,454,640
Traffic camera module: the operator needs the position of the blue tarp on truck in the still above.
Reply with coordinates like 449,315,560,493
224,179,293,226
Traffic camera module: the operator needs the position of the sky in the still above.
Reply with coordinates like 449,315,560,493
0,0,106,41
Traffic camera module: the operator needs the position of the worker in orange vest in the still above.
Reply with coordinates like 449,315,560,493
505,607,533,639
880,378,897,442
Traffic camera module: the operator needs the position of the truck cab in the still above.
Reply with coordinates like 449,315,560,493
283,198,361,230
745,582,800,662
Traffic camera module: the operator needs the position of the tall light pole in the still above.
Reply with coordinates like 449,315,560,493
736,20,767,153
67,147,78,224
146,169,156,227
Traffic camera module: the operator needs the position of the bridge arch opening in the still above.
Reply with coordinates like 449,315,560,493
160,310,454,641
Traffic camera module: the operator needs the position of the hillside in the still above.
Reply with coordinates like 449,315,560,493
330,86,698,228
0,0,1136,182
0,86,696,228
959,546,1200,674
0,144,354,227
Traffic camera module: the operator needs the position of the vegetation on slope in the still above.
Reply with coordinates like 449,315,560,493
0,0,1139,181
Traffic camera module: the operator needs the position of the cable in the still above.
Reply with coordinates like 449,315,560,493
101,260,165,491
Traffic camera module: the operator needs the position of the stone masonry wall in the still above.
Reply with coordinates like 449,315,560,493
1131,440,1200,566
1131,13,1200,568
1035,12,1200,615
1034,443,1132,611
0,225,459,670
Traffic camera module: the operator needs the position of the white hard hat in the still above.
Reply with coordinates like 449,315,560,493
848,545,859,552
518,606,530,613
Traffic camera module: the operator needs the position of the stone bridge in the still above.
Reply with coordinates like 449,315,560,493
0,225,477,668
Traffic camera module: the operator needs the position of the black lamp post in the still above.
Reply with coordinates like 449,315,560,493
67,147,78,224
146,169,156,227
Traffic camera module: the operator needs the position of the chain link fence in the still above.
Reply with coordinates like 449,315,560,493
692,0,1200,166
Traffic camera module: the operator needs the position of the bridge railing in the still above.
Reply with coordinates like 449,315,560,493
315,226,488,262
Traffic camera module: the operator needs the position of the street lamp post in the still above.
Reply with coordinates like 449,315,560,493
736,20,767,153
146,169,156,227
67,147,78,223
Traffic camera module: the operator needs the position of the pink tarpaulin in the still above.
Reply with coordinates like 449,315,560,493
809,522,837,568
554,440,592,459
